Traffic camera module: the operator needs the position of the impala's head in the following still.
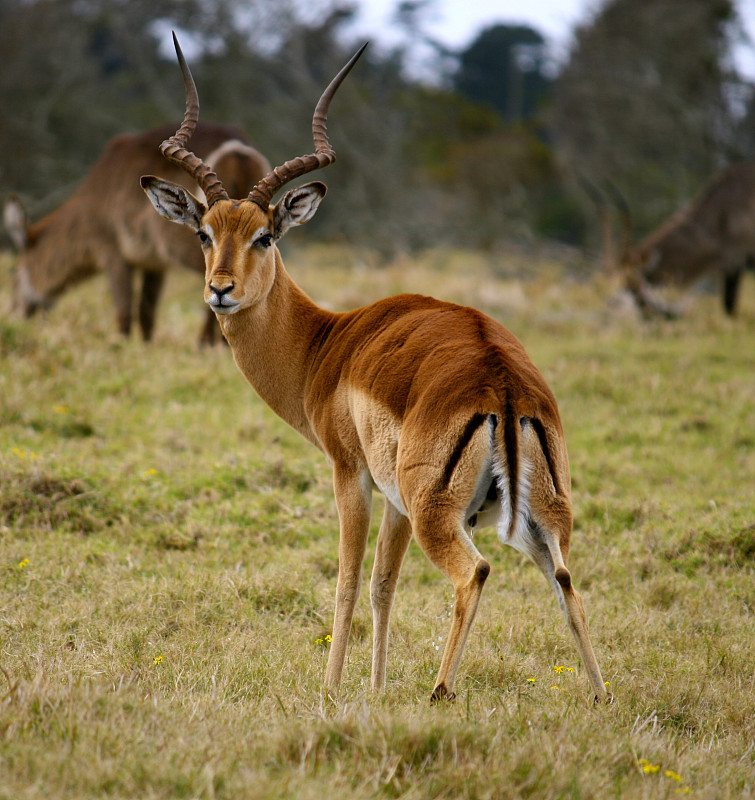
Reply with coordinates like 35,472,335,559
141,34,365,315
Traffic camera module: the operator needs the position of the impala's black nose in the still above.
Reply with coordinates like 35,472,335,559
209,282,234,297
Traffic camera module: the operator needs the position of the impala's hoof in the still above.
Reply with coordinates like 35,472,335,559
430,684,456,703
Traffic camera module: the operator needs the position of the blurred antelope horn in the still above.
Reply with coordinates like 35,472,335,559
248,43,368,210
159,32,229,206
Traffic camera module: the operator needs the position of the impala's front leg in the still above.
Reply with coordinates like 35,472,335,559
138,270,165,341
325,467,372,691
370,501,412,691
104,252,134,337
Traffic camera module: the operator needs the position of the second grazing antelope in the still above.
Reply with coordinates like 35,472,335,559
4,122,270,344
611,164,755,318
142,36,609,702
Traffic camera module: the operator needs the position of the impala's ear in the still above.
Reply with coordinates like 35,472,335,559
4,194,29,251
140,176,206,231
272,182,327,240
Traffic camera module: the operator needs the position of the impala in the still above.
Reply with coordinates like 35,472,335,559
5,122,270,344
142,35,609,702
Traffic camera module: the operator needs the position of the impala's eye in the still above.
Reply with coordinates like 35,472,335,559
197,230,211,246
255,234,273,249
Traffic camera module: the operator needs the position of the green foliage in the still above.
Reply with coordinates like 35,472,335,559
0,1,601,255
400,88,585,246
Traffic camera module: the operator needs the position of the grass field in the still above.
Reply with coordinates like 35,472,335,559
1,245,753,799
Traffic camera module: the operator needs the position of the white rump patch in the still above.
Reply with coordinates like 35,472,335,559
493,455,533,551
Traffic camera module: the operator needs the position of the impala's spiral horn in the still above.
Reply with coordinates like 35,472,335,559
158,33,229,207
248,43,368,210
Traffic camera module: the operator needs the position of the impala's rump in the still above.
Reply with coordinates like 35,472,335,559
327,298,570,556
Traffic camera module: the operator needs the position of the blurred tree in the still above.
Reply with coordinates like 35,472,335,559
0,0,208,201
401,87,582,248
454,24,552,123
0,0,580,256
552,0,747,247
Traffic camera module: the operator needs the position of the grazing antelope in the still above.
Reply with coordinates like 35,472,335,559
616,164,755,318
4,123,270,344
142,35,609,702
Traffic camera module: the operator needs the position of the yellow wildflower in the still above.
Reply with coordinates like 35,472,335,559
553,665,565,674
153,656,164,665
18,558,30,569
665,770,683,783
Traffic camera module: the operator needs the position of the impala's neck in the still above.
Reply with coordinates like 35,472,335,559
216,249,335,448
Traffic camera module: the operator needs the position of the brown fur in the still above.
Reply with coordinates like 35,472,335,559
5,123,270,343
623,163,755,316
140,186,609,702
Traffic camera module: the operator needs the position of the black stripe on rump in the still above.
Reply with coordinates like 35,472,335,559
503,394,519,535
520,416,563,497
442,413,488,487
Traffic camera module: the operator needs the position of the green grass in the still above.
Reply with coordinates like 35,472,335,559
1,246,754,799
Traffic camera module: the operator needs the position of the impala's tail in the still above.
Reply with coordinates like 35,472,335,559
490,400,571,558
489,398,530,547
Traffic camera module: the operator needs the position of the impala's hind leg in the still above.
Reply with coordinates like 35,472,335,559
399,414,494,700
523,491,607,702
370,501,412,691
106,256,134,336
524,526,608,702
723,267,743,316
139,270,165,341
411,513,490,701
520,428,608,702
